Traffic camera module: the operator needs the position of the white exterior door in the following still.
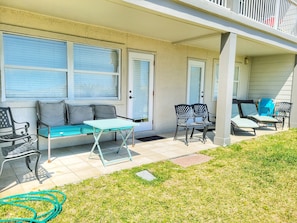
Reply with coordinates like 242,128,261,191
187,59,205,104
128,52,154,131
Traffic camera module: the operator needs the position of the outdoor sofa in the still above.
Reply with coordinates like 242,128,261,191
36,101,130,162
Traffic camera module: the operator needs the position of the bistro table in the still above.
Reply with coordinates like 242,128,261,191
84,118,139,166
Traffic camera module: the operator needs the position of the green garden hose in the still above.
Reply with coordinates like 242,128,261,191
0,190,66,222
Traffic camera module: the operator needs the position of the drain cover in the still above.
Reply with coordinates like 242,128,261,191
136,170,156,181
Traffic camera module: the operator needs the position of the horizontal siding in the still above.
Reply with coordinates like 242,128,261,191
248,54,294,102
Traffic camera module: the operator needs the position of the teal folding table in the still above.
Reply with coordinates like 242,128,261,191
84,118,138,166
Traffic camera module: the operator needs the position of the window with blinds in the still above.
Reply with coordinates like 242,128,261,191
73,44,120,98
2,33,121,100
3,34,67,98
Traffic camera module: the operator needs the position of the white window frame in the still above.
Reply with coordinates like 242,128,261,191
73,43,121,99
0,32,121,101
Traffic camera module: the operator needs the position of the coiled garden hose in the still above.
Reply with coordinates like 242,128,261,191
0,190,66,222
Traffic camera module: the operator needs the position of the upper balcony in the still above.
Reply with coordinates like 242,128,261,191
209,0,297,37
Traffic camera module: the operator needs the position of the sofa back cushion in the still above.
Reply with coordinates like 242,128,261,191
37,100,66,126
67,105,94,125
94,104,117,119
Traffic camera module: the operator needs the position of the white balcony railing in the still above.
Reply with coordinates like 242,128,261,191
208,0,297,37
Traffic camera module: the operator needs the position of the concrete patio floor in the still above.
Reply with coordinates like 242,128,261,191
0,127,285,198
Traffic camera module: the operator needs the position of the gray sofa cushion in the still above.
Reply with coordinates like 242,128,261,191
38,100,66,126
67,105,94,124
94,104,117,119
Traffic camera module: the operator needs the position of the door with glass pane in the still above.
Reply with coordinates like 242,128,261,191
128,52,154,131
187,59,205,104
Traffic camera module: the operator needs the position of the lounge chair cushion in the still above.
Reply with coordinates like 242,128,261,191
231,104,259,129
240,103,279,123
240,103,258,116
67,105,94,125
250,114,279,123
231,116,259,128
38,100,66,126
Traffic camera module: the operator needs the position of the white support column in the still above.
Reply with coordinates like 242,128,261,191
214,32,237,146
290,55,297,128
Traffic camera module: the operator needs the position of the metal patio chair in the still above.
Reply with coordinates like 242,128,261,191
0,107,41,182
174,104,194,146
274,102,292,129
174,104,209,145
190,103,216,143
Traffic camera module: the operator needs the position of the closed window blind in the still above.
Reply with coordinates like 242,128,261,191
73,44,120,98
2,34,121,100
4,34,67,68
3,34,67,98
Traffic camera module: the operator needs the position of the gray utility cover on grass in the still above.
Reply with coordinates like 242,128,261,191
136,170,156,181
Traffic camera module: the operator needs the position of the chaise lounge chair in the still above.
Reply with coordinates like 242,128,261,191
239,102,280,130
231,103,259,135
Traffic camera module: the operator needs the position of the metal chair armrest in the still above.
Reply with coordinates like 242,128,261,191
0,134,37,143
12,120,30,134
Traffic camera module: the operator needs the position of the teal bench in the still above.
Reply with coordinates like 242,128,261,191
36,101,121,162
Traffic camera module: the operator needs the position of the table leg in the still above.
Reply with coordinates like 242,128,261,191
116,128,134,161
89,127,134,166
89,129,107,164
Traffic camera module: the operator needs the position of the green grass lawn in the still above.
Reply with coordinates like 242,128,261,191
2,129,297,222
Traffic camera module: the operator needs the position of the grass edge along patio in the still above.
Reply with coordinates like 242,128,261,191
1,129,297,222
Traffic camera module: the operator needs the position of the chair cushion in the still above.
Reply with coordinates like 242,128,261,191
240,103,258,116
251,114,279,123
67,105,94,124
231,117,259,128
38,125,94,138
94,104,117,119
38,100,66,126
